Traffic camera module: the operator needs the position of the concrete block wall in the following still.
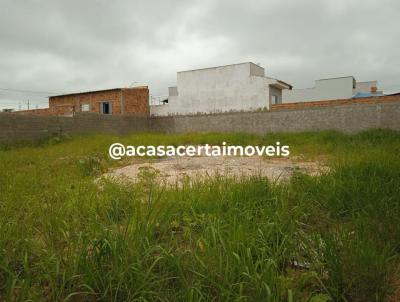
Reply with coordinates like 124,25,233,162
0,113,149,142
0,114,63,141
155,102,399,134
17,108,52,116
1,97,400,143
150,98,400,134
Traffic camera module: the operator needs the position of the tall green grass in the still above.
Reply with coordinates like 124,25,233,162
0,129,399,301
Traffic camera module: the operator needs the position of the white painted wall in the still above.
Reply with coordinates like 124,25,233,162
283,77,355,103
353,81,379,94
150,62,285,116
150,104,170,116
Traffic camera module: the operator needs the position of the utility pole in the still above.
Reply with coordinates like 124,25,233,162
27,100,30,110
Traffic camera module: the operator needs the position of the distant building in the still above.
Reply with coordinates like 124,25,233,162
283,77,383,103
15,65,386,118
18,87,149,116
150,62,292,116
352,80,383,98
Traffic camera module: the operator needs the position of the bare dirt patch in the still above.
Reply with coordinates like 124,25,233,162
105,155,327,185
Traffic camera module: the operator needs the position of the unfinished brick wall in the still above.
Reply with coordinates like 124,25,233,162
123,87,150,116
49,89,120,116
15,87,150,117
48,94,77,116
48,87,149,116
271,95,400,110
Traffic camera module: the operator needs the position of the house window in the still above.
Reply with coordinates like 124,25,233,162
100,102,112,114
271,95,278,105
80,104,90,112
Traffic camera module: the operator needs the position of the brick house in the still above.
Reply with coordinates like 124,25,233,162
18,87,149,116
49,87,149,116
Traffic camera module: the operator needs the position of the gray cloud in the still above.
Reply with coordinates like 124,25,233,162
0,0,399,110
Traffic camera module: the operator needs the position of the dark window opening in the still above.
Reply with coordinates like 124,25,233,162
101,102,111,114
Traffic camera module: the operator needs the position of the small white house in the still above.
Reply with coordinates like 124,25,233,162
282,77,382,103
150,62,292,116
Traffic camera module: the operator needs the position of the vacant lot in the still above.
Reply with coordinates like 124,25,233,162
106,155,326,185
0,130,399,301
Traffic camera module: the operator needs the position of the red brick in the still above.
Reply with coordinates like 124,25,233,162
17,87,149,117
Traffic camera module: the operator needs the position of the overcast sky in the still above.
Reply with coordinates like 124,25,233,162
0,0,399,110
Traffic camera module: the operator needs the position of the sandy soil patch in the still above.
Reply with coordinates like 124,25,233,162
105,155,327,185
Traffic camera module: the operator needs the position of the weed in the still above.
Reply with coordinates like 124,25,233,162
0,129,399,301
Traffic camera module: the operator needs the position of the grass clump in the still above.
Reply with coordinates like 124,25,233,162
0,129,399,301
